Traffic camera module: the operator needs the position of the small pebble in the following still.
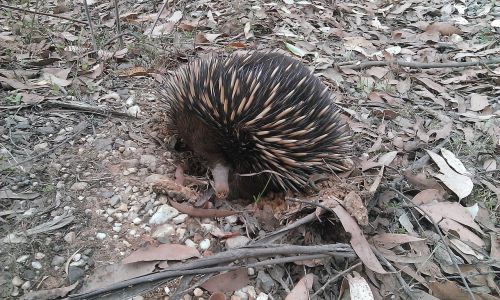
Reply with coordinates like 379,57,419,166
199,239,211,250
164,286,170,295
132,217,142,225
11,275,23,287
21,281,31,290
35,252,45,260
225,236,251,249
16,255,29,263
64,232,76,243
11,287,19,297
96,232,107,240
73,253,82,262
256,293,269,300
172,214,188,224
70,182,89,191
193,288,203,297
247,268,255,276
31,261,42,269
185,239,197,248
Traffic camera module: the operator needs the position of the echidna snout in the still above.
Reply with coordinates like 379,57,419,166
212,163,230,199
161,51,352,199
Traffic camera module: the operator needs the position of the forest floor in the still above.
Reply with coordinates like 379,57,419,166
0,0,499,299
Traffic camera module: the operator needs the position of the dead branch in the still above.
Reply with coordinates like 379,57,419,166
113,0,123,47
371,245,417,300
339,57,500,70
1,100,133,118
69,244,354,299
312,261,363,297
82,0,97,52
150,0,169,35
0,3,87,25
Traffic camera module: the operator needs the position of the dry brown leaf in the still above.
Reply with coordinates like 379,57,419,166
418,77,447,94
150,22,175,37
429,280,479,300
426,150,473,199
346,271,374,300
201,269,249,293
0,76,32,89
440,218,485,248
169,200,239,218
368,165,384,193
425,22,461,36
20,92,44,105
378,151,398,166
122,244,200,264
366,66,389,79
416,201,484,234
331,199,387,274
208,292,226,300
490,233,500,261
411,189,445,205
371,233,425,249
285,274,314,300
469,93,490,111
449,238,485,260
440,148,470,175
79,261,157,293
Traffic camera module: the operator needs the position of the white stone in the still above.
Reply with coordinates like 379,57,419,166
256,293,269,300
225,236,251,249
31,261,42,269
149,205,179,224
173,214,188,224
193,288,203,297
199,239,211,250
11,276,23,286
96,232,107,240
16,255,29,263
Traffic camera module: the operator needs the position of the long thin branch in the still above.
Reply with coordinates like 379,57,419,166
70,244,354,299
82,0,97,52
340,57,500,70
0,3,87,25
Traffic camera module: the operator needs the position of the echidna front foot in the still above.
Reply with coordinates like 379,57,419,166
211,163,230,199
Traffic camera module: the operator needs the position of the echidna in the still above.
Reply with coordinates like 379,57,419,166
160,51,351,199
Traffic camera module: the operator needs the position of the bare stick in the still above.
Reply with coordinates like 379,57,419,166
113,0,123,47
312,262,362,297
371,245,417,300
69,244,354,299
150,0,169,34
0,3,87,24
340,57,500,70
82,0,97,52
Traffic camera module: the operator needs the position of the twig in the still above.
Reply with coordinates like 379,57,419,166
150,0,169,34
1,100,133,118
340,57,500,70
0,3,87,25
252,211,322,245
113,0,123,47
389,187,477,300
69,244,354,299
82,0,97,52
371,245,417,300
312,261,362,297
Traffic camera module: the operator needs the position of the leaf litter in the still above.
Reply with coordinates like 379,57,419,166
0,0,499,299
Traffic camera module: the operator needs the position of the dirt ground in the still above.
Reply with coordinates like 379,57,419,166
1,0,499,299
